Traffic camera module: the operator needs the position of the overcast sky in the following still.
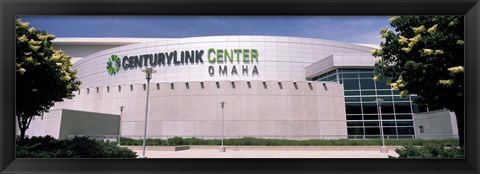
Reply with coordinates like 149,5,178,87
19,16,391,45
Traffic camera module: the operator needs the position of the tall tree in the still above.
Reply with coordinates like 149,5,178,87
371,16,464,146
16,19,81,140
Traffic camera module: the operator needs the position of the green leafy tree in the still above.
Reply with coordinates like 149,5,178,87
16,19,81,140
371,16,464,146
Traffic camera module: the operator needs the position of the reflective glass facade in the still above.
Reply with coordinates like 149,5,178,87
314,68,429,139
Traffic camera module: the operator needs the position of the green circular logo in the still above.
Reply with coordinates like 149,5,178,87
106,55,121,75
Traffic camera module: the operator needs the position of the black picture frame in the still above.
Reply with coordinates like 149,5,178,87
1,0,479,174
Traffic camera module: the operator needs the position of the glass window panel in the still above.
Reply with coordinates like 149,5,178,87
341,68,358,73
346,115,363,120
347,128,364,135
395,102,412,113
343,79,359,90
363,114,379,120
327,76,337,81
410,96,420,102
378,96,393,101
342,73,359,78
362,103,378,114
358,69,374,72
360,79,375,89
319,77,328,81
376,90,392,95
361,97,376,102
319,74,327,79
359,73,374,78
383,127,397,135
380,102,395,113
392,90,400,95
412,104,420,113
382,121,396,126
382,114,395,120
364,128,380,135
345,103,362,114
361,90,376,95
375,80,391,89
347,121,364,127
345,97,361,102
394,96,410,101
327,69,336,75
397,127,414,135
396,114,413,120
396,121,413,126
364,121,379,126
344,91,360,96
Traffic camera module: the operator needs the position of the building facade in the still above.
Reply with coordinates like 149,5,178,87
25,36,458,139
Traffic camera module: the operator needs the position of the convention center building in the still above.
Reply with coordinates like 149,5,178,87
25,36,459,140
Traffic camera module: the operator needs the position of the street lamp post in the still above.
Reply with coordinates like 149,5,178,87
118,106,125,146
376,98,387,153
220,101,226,152
140,68,156,158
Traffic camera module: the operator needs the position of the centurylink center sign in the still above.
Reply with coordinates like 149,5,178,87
106,48,259,77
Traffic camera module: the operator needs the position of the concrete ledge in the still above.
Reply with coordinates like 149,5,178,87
126,145,401,151
175,145,190,151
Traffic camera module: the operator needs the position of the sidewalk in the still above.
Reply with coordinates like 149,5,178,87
126,146,400,158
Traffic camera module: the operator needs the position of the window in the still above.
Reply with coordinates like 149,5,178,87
347,128,364,135
375,80,390,89
360,79,375,89
360,90,376,95
376,90,392,95
364,128,380,135
394,96,410,101
397,127,414,135
344,91,360,96
359,73,374,78
362,103,378,114
382,114,395,120
346,103,362,114
346,115,363,120
347,121,364,127
394,102,412,113
382,121,396,126
396,114,413,120
396,121,413,126
363,114,379,120
364,121,380,127
419,126,425,134
343,79,359,90
342,73,359,78
361,97,376,102
345,97,361,102
383,127,397,135
380,102,395,113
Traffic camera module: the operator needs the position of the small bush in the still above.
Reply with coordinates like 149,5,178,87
17,136,137,158
393,144,464,158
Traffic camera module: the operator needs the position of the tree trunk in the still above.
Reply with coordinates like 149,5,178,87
19,128,26,141
17,114,28,141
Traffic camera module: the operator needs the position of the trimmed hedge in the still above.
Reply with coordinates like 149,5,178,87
392,144,464,158
119,136,460,147
17,136,137,158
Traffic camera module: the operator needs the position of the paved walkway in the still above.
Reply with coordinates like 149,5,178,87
127,146,400,158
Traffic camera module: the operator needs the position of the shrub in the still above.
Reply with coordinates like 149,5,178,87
17,135,137,158
393,144,464,158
